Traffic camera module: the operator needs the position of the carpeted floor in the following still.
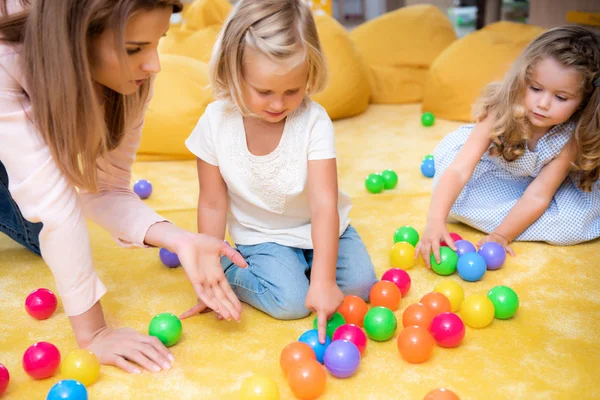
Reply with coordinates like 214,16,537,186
1,104,599,399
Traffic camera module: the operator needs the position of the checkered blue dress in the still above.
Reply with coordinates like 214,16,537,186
433,122,600,245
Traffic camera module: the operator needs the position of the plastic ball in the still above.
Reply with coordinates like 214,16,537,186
159,248,180,268
240,374,279,400
390,241,416,270
457,252,487,282
287,359,326,400
60,349,100,387
332,324,367,355
397,326,435,364
454,240,477,257
337,296,368,327
421,159,435,178
148,313,182,347
365,173,385,194
430,247,458,276
420,292,452,316
47,380,88,400
323,340,361,378
402,303,435,329
433,281,464,312
280,342,317,376
424,388,460,400
133,179,153,199
380,169,398,190
429,312,465,348
23,342,61,380
421,112,435,127
461,294,495,328
313,312,346,339
487,286,519,319
363,307,397,342
393,226,420,247
0,363,9,396
298,329,331,364
478,242,506,270
440,232,463,247
381,268,411,296
423,154,434,161
25,288,58,320
369,280,402,311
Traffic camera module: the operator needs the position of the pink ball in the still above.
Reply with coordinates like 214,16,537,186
429,312,465,348
381,268,411,296
332,324,367,355
25,288,57,320
22,342,61,380
440,233,463,247
0,363,9,396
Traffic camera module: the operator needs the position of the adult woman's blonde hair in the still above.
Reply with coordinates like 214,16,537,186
474,25,600,192
0,0,182,191
209,0,328,115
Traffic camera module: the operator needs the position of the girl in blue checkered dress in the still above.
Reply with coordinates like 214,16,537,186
416,26,600,265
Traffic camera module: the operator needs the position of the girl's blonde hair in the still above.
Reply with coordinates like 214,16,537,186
474,25,600,192
0,0,182,191
209,0,327,115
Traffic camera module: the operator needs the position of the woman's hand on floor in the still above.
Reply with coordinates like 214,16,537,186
415,222,457,267
305,280,344,344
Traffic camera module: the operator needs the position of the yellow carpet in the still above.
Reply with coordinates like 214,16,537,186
1,104,599,399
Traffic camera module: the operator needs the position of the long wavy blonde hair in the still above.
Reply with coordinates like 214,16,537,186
474,25,600,191
209,0,328,115
0,0,182,191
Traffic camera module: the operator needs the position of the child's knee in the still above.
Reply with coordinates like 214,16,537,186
341,267,377,302
265,291,310,320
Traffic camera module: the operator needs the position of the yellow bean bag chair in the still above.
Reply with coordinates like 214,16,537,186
139,55,213,160
182,0,232,32
422,21,546,122
311,14,370,120
349,5,456,104
158,24,222,63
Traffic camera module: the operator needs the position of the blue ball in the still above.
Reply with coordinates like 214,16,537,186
47,380,88,400
159,248,180,268
298,329,331,364
133,179,153,199
420,159,435,178
323,340,361,378
457,252,487,282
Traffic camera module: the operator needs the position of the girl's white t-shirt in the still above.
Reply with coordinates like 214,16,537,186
185,99,352,249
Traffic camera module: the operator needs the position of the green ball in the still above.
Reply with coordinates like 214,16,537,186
148,312,182,347
421,112,435,127
365,173,385,194
312,312,346,339
393,226,420,247
430,247,459,276
423,154,434,161
363,306,397,341
380,169,398,190
487,286,519,319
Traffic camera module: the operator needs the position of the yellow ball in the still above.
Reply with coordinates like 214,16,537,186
433,280,465,312
240,374,280,400
389,242,416,270
460,294,495,328
60,349,100,387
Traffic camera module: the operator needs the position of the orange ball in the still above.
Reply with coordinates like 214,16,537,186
337,295,369,326
369,281,402,311
397,326,435,364
420,292,452,316
402,303,435,329
424,388,460,400
280,342,316,376
287,359,326,400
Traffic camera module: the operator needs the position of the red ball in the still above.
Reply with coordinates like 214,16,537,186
429,312,465,348
332,324,367,355
22,342,61,380
25,288,57,320
381,268,411,296
440,233,463,247
0,363,9,396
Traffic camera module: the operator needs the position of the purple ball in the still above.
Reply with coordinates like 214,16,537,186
323,340,361,378
133,179,153,199
478,242,506,270
454,240,477,257
159,248,180,268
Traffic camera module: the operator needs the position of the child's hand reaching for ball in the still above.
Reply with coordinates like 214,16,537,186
305,280,344,344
